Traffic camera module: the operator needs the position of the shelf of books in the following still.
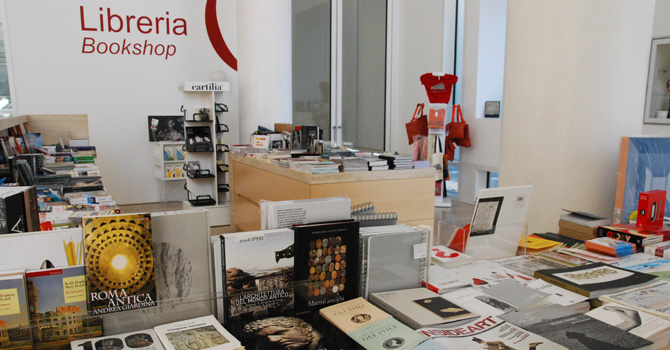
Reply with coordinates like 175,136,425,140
180,81,231,227
3,194,670,349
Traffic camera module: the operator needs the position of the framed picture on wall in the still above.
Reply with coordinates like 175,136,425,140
484,101,500,118
643,37,670,124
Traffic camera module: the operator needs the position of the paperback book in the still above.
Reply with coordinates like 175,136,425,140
493,254,569,278
585,237,636,257
533,262,658,298
218,229,295,336
0,270,32,350
26,265,102,349
70,329,164,350
293,220,360,315
601,281,670,320
645,241,670,259
82,214,156,315
422,264,469,294
154,315,242,350
449,260,534,290
430,245,473,268
370,288,478,329
260,197,351,230
586,302,670,349
500,304,653,350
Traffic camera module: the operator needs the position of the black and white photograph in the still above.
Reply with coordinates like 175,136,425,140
185,126,213,152
148,115,185,142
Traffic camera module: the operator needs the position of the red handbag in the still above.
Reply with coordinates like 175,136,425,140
447,105,472,148
405,103,428,145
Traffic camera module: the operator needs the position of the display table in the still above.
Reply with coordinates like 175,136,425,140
231,154,436,231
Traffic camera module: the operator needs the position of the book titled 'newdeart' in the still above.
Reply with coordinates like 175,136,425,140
83,214,156,315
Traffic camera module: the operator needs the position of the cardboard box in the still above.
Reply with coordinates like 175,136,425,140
274,123,293,134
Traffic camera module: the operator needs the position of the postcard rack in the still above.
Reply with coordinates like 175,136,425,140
188,169,215,179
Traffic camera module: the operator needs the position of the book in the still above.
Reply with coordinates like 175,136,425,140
597,224,667,250
440,287,517,317
480,279,552,310
70,329,165,350
260,197,351,230
320,297,427,350
586,302,670,349
370,288,478,329
493,254,569,278
82,214,157,315
500,304,653,350
218,229,295,337
429,245,473,268
449,260,534,290
422,264,469,294
533,262,658,298
0,228,84,271
0,187,27,234
560,209,611,227
519,234,563,254
586,236,636,257
26,265,102,349
601,281,670,320
154,315,242,350
558,219,598,240
610,253,670,274
536,250,590,267
523,279,590,312
417,315,569,350
0,270,32,350
359,225,430,299
645,241,670,258
293,220,360,314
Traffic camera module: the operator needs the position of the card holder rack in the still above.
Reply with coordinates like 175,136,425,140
188,169,215,179
184,183,216,206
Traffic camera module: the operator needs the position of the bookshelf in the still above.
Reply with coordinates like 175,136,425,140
179,81,231,226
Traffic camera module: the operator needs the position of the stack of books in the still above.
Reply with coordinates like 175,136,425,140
338,157,370,172
379,153,414,170
597,224,667,251
585,236,636,257
366,157,390,171
558,209,610,241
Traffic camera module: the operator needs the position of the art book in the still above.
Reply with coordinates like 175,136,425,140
500,304,653,350
218,229,295,337
70,328,165,350
533,262,658,298
293,220,360,315
417,315,569,350
82,214,156,315
449,260,533,290
0,270,32,350
601,281,670,320
370,288,477,329
154,315,242,350
320,297,427,350
586,302,670,349
422,264,469,294
25,265,102,349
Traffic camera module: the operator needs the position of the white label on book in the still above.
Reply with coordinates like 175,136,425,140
414,243,427,260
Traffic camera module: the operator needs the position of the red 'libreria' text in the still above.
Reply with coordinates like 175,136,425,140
79,6,187,60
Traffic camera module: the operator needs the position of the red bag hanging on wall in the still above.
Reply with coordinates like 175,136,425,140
405,103,428,145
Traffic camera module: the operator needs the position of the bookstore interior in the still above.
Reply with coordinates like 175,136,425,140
3,2,670,350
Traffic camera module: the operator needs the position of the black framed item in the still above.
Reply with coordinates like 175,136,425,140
484,101,500,118
148,115,185,142
470,196,504,236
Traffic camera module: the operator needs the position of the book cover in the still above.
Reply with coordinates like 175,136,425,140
82,214,156,315
601,281,670,320
430,245,473,268
347,316,428,350
560,209,610,227
645,241,670,259
70,328,165,350
536,250,589,267
0,270,32,350
586,302,670,346
534,262,658,298
220,229,295,336
0,187,27,234
25,265,102,350
481,279,552,310
611,253,670,274
422,264,469,294
449,260,533,290
493,255,568,278
154,315,242,350
319,297,391,334
370,288,477,329
260,197,351,230
293,220,360,314
0,228,84,271
585,237,636,257
500,304,653,350
440,287,517,317
418,315,569,350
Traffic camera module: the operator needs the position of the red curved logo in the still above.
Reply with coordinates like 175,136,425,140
205,0,237,71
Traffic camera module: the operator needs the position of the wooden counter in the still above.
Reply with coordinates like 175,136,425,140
231,154,436,231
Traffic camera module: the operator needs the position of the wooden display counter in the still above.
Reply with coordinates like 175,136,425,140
231,154,436,231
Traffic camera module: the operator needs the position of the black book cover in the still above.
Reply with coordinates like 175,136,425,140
293,220,360,315
0,189,26,234
534,262,657,297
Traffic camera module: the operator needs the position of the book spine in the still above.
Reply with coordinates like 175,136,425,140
533,272,590,298
596,226,645,250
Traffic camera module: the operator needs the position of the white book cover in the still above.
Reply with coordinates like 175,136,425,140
70,329,165,350
430,245,473,268
423,264,469,294
523,279,589,308
611,253,670,274
0,228,84,270
260,197,351,230
645,241,670,259
587,302,670,344
440,287,517,317
602,281,670,320
154,315,241,350
450,260,534,290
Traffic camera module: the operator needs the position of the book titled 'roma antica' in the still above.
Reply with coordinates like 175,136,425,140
83,213,156,315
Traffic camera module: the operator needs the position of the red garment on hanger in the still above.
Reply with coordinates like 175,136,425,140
420,73,458,104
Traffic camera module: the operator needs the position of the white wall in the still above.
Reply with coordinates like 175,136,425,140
3,0,239,205
499,0,655,233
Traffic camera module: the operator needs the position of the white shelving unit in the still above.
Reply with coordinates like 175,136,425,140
153,141,186,181
180,81,231,226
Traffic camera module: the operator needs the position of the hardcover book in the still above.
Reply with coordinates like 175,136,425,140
500,304,653,350
560,209,610,227
422,264,469,294
82,214,156,315
533,262,658,298
218,229,295,337
260,197,351,230
70,328,165,350
370,288,477,329
26,265,102,349
318,297,391,334
0,270,32,350
597,224,666,250
586,302,670,349
154,315,242,350
293,220,360,315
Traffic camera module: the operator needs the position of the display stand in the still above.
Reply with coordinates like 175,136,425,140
152,141,186,181
179,81,231,226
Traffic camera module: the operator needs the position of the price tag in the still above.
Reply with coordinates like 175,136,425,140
413,243,428,260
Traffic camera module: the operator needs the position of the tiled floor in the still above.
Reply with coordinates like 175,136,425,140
119,199,474,237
